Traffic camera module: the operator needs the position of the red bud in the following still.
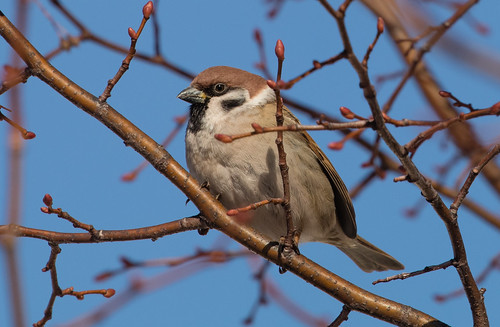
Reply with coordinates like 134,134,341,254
254,62,265,70
404,208,418,218
377,17,384,34
226,209,239,216
439,90,451,98
95,271,113,281
475,23,489,35
121,172,137,182
23,131,36,139
251,123,263,133
339,106,355,120
254,29,262,45
434,295,446,303
104,289,116,298
328,141,344,150
40,207,50,214
313,60,321,69
143,1,154,19
266,80,277,90
43,193,53,206
214,134,233,143
128,27,137,39
175,115,187,124
490,102,500,115
275,39,285,61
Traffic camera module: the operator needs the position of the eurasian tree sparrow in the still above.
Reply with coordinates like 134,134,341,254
178,66,403,272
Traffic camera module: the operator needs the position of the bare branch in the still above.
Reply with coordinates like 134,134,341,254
0,217,207,243
450,144,500,216
373,259,456,285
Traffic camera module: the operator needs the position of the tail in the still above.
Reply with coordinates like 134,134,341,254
333,236,404,273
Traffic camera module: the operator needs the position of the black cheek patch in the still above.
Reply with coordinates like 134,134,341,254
222,97,245,111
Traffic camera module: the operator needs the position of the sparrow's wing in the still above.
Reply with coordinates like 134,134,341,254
283,107,357,238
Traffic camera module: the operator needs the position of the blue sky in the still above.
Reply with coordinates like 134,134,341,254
1,0,500,326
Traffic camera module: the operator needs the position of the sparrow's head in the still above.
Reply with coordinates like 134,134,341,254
178,66,275,133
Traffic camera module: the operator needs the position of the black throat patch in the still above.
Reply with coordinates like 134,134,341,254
187,102,207,134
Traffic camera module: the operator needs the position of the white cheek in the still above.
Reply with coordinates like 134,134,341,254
204,87,276,134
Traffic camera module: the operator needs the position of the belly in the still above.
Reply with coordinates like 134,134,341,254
185,131,339,242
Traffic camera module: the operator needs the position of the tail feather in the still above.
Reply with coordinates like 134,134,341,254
333,236,404,273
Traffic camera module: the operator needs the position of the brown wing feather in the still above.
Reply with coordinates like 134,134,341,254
284,107,357,238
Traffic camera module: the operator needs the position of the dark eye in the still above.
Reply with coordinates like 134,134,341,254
213,83,227,95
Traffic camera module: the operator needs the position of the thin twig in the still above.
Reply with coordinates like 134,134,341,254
0,217,207,244
450,144,500,216
271,40,298,268
362,17,384,67
98,2,153,102
41,194,100,239
328,305,352,327
0,106,35,139
34,243,62,327
243,261,270,325
226,198,284,217
373,259,456,285
34,243,115,326
284,51,346,88
215,120,369,143
405,104,500,156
